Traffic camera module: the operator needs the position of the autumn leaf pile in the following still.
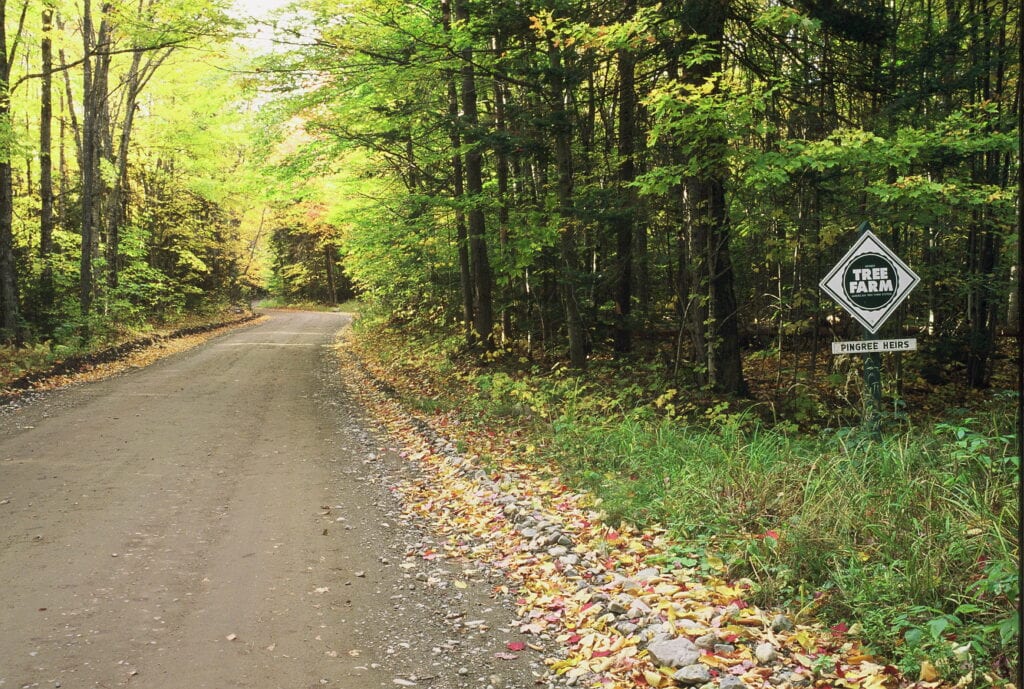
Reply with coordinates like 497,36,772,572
336,338,954,689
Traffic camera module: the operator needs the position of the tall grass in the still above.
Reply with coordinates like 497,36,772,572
554,409,1018,681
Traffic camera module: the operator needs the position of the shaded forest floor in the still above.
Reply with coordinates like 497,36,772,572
736,343,1016,435
343,314,1019,688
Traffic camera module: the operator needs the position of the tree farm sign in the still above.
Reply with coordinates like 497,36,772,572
820,226,920,349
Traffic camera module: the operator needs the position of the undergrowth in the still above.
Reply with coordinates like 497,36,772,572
0,302,251,385
348,313,1019,687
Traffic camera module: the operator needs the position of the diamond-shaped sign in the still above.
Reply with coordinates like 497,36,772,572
820,228,920,334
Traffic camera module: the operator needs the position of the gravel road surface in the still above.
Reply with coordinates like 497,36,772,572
0,310,543,689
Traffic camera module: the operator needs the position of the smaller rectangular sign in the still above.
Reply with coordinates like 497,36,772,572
831,338,918,355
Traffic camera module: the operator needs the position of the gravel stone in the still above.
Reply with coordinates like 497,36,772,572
674,664,712,685
695,632,718,650
755,642,779,664
720,674,747,689
634,567,662,582
647,636,700,668
771,614,795,633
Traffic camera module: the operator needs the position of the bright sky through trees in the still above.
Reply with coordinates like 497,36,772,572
232,0,290,18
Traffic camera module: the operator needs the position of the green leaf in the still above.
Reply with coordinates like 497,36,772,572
926,617,950,641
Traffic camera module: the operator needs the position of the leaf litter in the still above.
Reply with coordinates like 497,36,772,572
335,339,956,689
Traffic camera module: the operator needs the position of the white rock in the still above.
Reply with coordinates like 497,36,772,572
674,664,711,685
647,636,700,668
755,642,778,664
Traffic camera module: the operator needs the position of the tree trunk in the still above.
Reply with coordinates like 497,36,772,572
38,7,55,311
106,35,174,291
324,245,337,305
106,50,144,290
676,0,747,394
453,0,494,349
80,0,103,314
548,39,586,369
612,5,638,354
441,0,473,343
492,34,513,342
0,1,22,340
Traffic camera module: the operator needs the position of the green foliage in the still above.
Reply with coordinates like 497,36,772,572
548,408,1018,679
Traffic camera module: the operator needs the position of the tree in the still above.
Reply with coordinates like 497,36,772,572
453,0,494,348
611,0,639,354
38,5,55,315
0,0,29,340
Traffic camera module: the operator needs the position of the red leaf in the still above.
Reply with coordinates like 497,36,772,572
507,642,527,652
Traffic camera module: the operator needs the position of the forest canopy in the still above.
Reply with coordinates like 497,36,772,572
0,0,1017,396
247,0,1018,395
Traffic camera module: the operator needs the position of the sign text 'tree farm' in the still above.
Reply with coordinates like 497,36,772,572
819,229,920,333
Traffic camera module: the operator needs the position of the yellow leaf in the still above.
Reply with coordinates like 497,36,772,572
706,555,726,571
566,666,590,681
715,584,743,598
702,655,743,669
643,670,665,687
792,630,816,652
793,653,816,668
549,657,580,673
735,614,764,626
454,580,468,589
863,674,890,689
846,654,877,665
919,661,940,683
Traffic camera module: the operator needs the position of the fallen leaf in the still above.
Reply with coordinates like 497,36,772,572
643,669,665,687
507,641,527,651
919,661,940,682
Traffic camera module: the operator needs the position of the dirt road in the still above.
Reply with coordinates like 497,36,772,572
0,311,542,689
